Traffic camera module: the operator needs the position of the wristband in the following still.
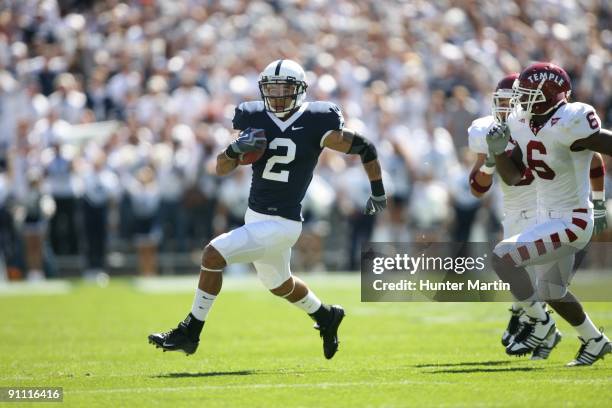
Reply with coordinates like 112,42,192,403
592,191,605,201
370,179,385,197
479,164,495,175
470,174,491,193
224,145,239,160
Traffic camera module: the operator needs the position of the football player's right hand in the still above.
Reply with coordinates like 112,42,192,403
230,128,267,154
365,194,387,215
486,123,510,156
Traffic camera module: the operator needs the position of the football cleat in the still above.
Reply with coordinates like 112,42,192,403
531,329,562,360
506,312,556,356
314,305,345,360
502,308,524,347
566,333,611,367
148,322,200,355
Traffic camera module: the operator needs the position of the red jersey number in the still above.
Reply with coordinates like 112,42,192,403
526,140,556,180
515,167,535,186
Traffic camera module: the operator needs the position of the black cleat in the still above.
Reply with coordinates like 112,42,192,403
314,305,345,360
148,321,199,355
502,308,524,347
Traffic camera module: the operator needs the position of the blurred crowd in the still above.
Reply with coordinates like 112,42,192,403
0,0,611,278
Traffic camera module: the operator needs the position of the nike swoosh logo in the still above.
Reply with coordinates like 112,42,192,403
291,126,304,130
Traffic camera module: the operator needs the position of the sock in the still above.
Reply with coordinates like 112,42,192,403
293,290,322,314
573,314,601,341
520,301,547,320
191,288,217,321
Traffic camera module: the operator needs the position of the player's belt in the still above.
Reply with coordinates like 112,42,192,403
543,208,590,220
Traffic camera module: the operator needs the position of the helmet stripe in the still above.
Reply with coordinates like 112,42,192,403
274,59,283,75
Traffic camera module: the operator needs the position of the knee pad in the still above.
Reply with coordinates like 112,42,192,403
537,280,568,301
268,276,295,296
255,264,291,290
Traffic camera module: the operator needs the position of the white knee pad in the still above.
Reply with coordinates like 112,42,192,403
270,276,295,297
256,264,292,290
535,256,574,301
537,280,569,300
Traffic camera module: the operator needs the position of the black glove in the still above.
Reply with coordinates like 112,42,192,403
365,194,387,215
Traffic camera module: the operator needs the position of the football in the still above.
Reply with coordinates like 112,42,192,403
239,138,267,165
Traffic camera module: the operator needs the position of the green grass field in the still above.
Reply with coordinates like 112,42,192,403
2,274,612,407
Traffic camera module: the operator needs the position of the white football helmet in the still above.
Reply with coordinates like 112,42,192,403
258,59,307,117
492,73,518,124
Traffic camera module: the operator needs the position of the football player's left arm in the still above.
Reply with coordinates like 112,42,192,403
571,128,612,155
572,129,612,234
589,152,607,234
323,128,387,215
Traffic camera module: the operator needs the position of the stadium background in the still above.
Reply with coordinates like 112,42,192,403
0,0,610,280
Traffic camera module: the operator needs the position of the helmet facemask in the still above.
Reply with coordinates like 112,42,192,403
492,88,514,124
259,78,307,117
512,80,570,118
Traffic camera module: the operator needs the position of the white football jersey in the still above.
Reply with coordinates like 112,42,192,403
468,115,536,214
507,102,600,211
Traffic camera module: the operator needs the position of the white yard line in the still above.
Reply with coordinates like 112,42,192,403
0,280,72,296
69,379,452,394
132,273,359,293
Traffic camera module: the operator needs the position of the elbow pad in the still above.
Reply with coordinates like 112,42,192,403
348,133,378,163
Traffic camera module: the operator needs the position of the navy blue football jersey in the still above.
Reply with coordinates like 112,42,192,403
232,100,344,221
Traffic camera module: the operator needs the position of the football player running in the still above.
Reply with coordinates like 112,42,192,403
487,62,611,366
468,73,607,360
149,59,387,359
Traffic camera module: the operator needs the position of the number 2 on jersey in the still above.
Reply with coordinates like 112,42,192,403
262,138,296,182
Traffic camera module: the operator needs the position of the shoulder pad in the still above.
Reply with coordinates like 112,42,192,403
555,102,601,147
307,101,344,131
233,101,265,130
237,100,265,114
